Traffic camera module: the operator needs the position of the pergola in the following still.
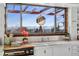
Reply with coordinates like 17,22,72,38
6,3,65,15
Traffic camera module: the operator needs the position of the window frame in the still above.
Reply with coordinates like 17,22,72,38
5,3,68,36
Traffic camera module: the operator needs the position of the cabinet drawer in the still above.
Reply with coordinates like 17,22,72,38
72,50,79,52
71,53,79,56
71,45,79,56
72,46,79,49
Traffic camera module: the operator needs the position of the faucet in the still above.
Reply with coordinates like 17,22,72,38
41,37,44,42
41,37,50,42
47,37,49,42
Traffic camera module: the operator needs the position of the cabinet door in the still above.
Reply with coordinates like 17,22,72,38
34,46,47,56
71,45,79,56
53,44,71,56
45,46,53,56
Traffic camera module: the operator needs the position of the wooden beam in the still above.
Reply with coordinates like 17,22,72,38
7,10,41,14
6,3,66,9
31,11,41,14
23,6,28,12
47,13,55,15
56,9,64,13
7,9,64,16
8,10,20,13
47,9,64,15
40,7,50,13
7,10,56,15
7,8,64,15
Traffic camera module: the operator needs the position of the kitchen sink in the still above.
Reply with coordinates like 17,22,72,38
30,41,57,46
30,40,67,46
30,42,50,46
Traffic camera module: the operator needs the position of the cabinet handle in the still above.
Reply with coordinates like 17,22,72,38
44,50,46,54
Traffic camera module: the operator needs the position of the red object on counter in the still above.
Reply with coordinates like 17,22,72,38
21,30,29,36
20,28,29,36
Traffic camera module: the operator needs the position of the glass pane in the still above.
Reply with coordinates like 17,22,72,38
25,5,46,12
7,13,20,34
7,4,20,10
22,14,55,34
14,5,20,10
7,4,14,10
56,9,65,32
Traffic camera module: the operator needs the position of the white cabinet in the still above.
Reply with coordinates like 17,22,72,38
45,46,53,56
34,44,71,56
0,3,5,42
34,43,79,56
71,45,79,56
53,44,71,56
34,46,53,56
34,46,46,56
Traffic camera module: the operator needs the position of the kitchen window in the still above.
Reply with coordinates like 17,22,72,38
5,3,68,36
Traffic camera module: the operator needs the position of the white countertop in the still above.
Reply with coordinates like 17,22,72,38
30,40,79,47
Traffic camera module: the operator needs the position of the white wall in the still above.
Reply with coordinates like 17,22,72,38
68,7,77,40
0,3,5,44
0,3,5,56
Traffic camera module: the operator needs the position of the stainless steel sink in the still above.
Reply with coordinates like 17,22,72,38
30,41,57,46
30,41,62,46
30,42,49,46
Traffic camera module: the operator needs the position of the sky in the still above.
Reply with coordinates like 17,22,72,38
7,4,65,29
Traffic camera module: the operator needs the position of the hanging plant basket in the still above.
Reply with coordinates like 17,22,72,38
36,15,46,25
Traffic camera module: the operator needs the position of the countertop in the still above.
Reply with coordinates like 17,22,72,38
4,40,79,50
30,40,79,47
4,44,34,51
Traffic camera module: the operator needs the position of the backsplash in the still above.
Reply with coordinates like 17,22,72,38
14,36,65,43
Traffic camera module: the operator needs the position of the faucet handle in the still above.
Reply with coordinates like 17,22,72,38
41,37,44,42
